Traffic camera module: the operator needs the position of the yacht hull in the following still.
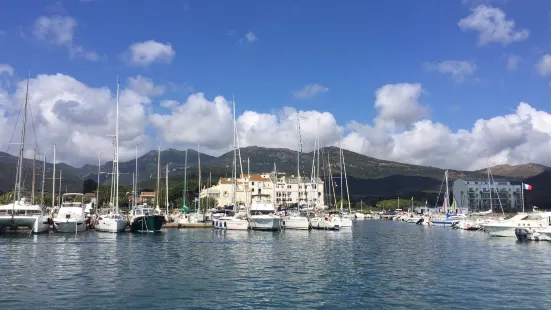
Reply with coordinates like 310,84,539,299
484,225,517,237
282,216,309,230
0,216,50,233
54,219,87,233
96,218,127,233
249,217,281,231
309,218,340,231
130,215,164,233
213,219,249,230
339,217,353,228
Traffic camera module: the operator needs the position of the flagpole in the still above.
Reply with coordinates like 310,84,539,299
521,182,525,213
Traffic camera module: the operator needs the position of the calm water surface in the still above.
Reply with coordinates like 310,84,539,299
1,221,551,309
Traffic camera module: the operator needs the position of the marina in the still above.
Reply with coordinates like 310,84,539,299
2,220,551,309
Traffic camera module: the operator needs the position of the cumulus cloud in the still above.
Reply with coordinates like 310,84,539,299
0,73,150,166
293,84,329,99
2,74,551,171
127,75,165,97
373,83,428,130
536,54,551,76
424,60,477,82
458,5,529,45
124,40,175,67
33,15,101,61
0,64,14,76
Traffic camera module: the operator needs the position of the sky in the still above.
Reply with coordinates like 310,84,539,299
1,0,551,171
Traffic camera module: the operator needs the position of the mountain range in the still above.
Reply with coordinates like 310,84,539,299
1,146,549,208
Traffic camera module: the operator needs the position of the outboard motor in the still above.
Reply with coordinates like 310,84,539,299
515,228,530,241
416,218,424,225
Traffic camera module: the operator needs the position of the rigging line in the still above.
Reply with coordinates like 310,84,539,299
5,97,25,154
26,92,40,152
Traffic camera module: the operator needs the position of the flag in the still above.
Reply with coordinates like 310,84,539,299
523,183,533,190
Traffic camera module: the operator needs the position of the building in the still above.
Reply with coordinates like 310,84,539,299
452,179,523,213
201,173,325,208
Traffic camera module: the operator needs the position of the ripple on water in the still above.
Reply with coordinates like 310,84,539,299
2,222,551,309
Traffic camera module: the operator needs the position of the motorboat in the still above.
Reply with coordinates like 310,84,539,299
53,193,87,233
249,201,281,231
282,210,309,230
128,204,165,232
484,212,551,237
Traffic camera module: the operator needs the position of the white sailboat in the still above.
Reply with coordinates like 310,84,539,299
282,112,309,230
95,79,127,233
0,79,50,233
338,137,353,228
213,97,249,230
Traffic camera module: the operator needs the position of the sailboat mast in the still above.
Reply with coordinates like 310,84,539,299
339,135,344,212
296,112,301,209
58,170,62,202
135,142,138,208
156,145,160,207
445,170,449,214
342,148,351,212
183,149,187,210
115,79,120,214
97,155,100,212
31,149,36,204
14,78,30,203
41,154,46,206
485,150,493,213
198,142,202,219
166,164,169,214
52,144,56,209
232,97,237,210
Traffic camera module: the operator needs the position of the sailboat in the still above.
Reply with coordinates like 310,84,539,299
282,112,310,230
128,146,165,233
0,79,50,233
213,97,249,230
96,79,128,233
430,170,467,227
338,137,353,228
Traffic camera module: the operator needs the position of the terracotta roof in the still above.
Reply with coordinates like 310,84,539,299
84,193,96,197
140,192,155,196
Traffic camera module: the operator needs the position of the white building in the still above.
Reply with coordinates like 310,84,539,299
452,179,523,213
201,173,325,208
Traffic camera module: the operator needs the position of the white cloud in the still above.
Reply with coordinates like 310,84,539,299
536,54,551,76
293,84,329,99
506,54,521,70
124,40,175,67
373,83,428,130
0,73,150,166
238,31,258,44
2,75,551,172
33,15,101,61
458,5,529,45
424,60,477,82
127,75,165,97
0,64,14,76
244,31,257,43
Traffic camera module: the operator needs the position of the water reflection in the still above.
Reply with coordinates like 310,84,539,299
2,222,551,308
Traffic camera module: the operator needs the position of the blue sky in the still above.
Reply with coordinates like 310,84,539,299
1,0,548,127
1,0,551,169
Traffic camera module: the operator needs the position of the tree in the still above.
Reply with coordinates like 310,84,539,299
82,179,98,194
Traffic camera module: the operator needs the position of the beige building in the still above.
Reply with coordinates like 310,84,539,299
201,173,324,208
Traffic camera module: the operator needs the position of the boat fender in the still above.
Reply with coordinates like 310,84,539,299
466,223,471,229
212,221,215,227
224,222,227,228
